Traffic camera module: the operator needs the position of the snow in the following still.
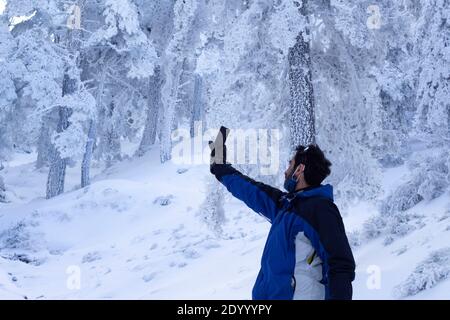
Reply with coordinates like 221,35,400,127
0,150,263,299
353,193,450,299
1,149,449,299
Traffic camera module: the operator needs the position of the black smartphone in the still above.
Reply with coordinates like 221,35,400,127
209,126,230,164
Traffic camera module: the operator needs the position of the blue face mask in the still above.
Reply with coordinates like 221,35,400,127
283,173,298,193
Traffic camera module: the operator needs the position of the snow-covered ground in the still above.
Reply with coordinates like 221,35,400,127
0,148,449,299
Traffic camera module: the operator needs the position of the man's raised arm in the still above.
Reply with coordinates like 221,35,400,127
210,163,285,223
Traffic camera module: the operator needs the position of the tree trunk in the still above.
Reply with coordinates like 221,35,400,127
46,104,71,199
287,2,315,150
136,66,163,157
36,117,54,169
100,102,122,168
80,63,105,187
0,175,6,203
190,74,204,138
81,119,96,187
159,62,183,163
46,1,84,198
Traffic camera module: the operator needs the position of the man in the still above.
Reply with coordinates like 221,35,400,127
209,140,355,300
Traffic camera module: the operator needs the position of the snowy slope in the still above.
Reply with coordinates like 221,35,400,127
0,149,449,300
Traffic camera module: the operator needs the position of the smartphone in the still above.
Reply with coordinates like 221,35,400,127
209,126,230,164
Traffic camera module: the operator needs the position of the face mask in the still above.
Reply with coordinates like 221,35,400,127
284,173,298,193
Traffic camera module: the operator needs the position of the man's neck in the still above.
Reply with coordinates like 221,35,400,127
295,183,311,192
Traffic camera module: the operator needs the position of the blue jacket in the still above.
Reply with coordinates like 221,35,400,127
211,163,355,300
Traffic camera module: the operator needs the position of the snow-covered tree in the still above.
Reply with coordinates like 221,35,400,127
2,1,98,197
305,0,386,203
411,0,450,142
159,0,199,163
0,15,21,161
133,1,175,157
197,176,226,237
84,0,159,169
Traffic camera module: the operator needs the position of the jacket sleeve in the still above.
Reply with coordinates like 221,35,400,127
210,163,285,223
314,201,356,300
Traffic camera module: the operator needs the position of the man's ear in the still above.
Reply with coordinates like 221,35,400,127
293,164,305,178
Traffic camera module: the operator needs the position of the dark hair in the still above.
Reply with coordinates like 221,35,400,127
294,144,332,186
